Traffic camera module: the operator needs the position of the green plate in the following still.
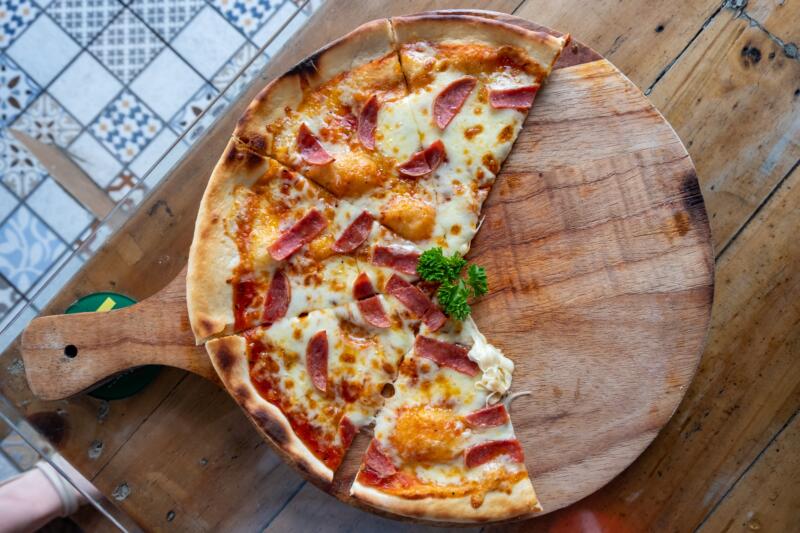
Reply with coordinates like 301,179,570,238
65,293,161,401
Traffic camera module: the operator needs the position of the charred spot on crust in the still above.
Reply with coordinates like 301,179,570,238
286,56,317,80
234,385,250,402
251,407,289,445
213,343,236,374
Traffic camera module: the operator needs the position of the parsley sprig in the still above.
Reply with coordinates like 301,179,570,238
417,247,488,321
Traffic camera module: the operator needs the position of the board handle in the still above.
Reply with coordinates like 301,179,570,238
20,269,216,401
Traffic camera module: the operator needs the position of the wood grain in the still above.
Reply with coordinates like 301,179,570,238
698,413,800,533
648,7,800,252
21,267,213,400
18,14,713,525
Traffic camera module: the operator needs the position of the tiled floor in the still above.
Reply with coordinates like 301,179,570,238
0,0,319,336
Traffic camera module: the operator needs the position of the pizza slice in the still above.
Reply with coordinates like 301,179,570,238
206,295,418,484
234,19,439,246
350,317,539,522
391,14,568,255
187,140,427,343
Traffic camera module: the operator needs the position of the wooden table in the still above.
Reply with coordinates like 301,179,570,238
1,0,798,530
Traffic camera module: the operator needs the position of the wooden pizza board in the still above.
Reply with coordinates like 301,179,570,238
19,11,714,523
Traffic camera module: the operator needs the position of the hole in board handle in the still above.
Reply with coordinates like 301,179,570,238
64,345,78,358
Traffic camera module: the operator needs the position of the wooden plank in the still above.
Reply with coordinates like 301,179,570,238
648,6,800,252
514,0,721,89
745,0,800,42
493,164,800,531
698,412,800,533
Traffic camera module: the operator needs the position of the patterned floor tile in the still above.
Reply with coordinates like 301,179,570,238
210,0,276,38
29,245,83,309
128,126,176,177
68,130,122,188
89,89,162,163
0,274,22,320
0,205,66,293
172,6,244,79
129,0,205,41
10,92,81,147
0,128,48,198
129,47,203,120
211,41,267,96
0,0,40,49
26,177,94,243
48,51,121,125
105,168,147,213
0,183,15,221
6,14,80,86
0,54,40,126
168,83,218,133
89,8,164,84
48,0,122,46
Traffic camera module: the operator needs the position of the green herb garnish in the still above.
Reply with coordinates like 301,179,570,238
417,247,488,320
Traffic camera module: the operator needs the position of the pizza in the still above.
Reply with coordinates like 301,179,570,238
188,13,567,523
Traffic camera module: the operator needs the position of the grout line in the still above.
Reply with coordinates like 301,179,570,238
715,157,799,260
694,408,799,532
645,0,727,95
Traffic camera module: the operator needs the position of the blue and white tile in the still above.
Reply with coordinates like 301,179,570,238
211,42,267,98
172,6,244,79
129,47,203,120
49,51,122,125
104,168,148,213
0,128,48,198
168,83,220,133
47,0,122,46
89,89,162,163
140,134,188,191
0,205,66,293
0,0,41,49
129,0,205,41
0,274,22,329
10,92,81,147
210,0,277,38
0,298,37,351
7,14,79,86
68,130,122,188
0,184,16,222
253,0,305,51
28,245,83,309
88,8,164,84
128,126,176,177
26,177,94,243
0,53,40,126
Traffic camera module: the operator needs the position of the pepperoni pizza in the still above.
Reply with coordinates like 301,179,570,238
188,13,567,523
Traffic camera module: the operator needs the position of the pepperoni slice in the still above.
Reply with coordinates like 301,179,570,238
414,335,479,376
353,272,377,300
306,330,328,392
385,275,430,317
332,211,374,253
268,209,328,260
397,140,446,178
339,416,356,449
357,94,380,150
422,306,447,332
489,85,539,111
434,76,477,129
372,246,420,275
262,269,290,323
297,123,334,165
464,404,510,429
364,440,396,478
464,439,524,468
358,295,391,328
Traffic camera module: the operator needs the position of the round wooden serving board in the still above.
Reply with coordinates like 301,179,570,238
20,11,714,522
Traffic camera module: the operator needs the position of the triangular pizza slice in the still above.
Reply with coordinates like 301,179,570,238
391,14,567,255
350,317,539,522
206,295,418,484
187,140,428,343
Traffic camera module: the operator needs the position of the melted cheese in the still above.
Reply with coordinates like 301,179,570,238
463,317,515,403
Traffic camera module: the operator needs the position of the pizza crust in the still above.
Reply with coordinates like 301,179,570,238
350,475,541,523
390,13,568,72
206,334,335,486
186,139,272,343
234,18,396,157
